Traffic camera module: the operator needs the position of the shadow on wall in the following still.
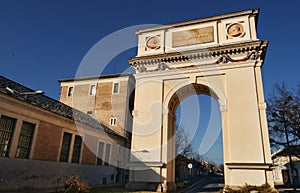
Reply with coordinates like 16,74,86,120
0,157,116,192
0,154,164,192
125,155,166,191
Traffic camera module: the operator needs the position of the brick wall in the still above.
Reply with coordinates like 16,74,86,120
81,135,97,165
59,77,133,137
32,121,62,161
96,81,127,136
59,86,70,106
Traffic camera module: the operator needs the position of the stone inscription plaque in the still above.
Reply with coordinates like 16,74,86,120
172,26,214,48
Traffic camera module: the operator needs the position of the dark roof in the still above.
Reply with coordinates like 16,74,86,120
0,75,127,139
58,73,134,83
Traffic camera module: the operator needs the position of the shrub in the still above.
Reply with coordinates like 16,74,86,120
64,175,90,193
220,183,278,193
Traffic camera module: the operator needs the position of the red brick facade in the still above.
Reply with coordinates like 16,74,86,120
81,135,98,165
32,121,62,161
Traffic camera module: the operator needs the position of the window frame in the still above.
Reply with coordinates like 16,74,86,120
59,132,72,162
0,115,17,157
97,141,105,166
112,82,120,94
67,86,74,97
15,121,35,159
109,118,117,126
87,111,94,116
104,143,111,166
89,84,96,96
71,135,82,163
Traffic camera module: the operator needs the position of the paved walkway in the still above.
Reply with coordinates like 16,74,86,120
184,177,224,193
183,178,300,193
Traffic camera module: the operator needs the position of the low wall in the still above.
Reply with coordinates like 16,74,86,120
0,157,117,192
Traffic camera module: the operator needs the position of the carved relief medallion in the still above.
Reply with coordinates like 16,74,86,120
227,23,245,38
146,36,160,50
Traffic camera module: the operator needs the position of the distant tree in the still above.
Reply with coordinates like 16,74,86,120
266,82,300,151
175,125,193,157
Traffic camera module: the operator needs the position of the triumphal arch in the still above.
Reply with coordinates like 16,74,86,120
127,9,273,191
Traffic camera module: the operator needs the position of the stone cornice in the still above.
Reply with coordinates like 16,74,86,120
129,40,268,73
226,162,273,170
136,9,259,35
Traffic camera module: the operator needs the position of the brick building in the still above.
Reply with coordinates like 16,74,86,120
59,73,135,137
0,75,132,192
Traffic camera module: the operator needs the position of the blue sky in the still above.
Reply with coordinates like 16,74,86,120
177,95,223,165
1,1,300,165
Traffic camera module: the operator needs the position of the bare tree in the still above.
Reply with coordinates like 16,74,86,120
267,82,300,150
176,125,193,157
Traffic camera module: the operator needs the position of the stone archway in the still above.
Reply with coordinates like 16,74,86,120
127,9,274,191
164,83,221,190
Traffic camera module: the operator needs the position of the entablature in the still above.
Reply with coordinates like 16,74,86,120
129,40,268,73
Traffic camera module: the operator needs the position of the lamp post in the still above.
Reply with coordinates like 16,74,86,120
5,87,44,95
188,163,193,182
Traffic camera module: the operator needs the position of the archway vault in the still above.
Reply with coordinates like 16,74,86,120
167,83,220,114
126,9,274,192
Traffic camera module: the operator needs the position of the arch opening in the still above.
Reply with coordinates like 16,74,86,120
175,94,224,184
165,83,225,187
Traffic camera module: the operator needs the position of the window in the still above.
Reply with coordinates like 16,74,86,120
111,174,114,181
67,87,73,97
112,82,119,94
59,132,72,162
104,144,111,165
71,135,82,163
89,85,96,96
102,177,107,185
97,142,104,165
110,118,117,126
87,111,93,116
15,121,35,159
0,115,16,157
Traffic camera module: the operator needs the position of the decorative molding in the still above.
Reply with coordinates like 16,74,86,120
226,162,273,170
130,40,268,73
135,50,258,73
128,161,166,167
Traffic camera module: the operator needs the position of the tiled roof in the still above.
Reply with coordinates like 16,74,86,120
0,75,127,139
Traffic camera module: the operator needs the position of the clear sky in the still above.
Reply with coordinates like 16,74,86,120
1,1,300,165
